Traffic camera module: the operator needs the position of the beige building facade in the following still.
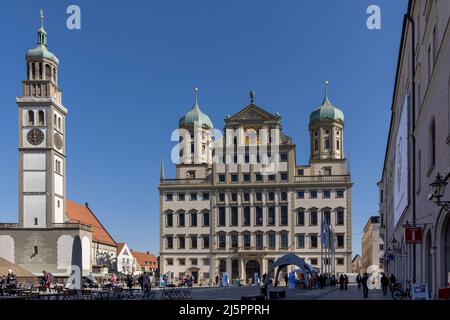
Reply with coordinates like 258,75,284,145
378,0,450,298
361,216,384,273
159,86,353,285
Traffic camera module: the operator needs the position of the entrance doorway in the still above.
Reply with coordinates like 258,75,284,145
245,260,260,284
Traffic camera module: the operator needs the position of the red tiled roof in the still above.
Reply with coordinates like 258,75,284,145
66,200,117,247
132,251,158,267
116,243,126,256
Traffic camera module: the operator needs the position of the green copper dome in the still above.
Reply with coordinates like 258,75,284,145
26,14,59,65
179,88,213,129
310,81,344,124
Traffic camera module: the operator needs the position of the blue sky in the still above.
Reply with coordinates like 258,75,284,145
0,0,407,256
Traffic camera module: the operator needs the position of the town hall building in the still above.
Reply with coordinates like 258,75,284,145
159,84,353,285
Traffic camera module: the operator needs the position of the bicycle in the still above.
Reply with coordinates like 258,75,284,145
391,281,412,300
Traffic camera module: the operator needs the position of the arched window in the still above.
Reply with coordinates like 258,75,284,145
58,117,61,130
28,110,35,125
32,63,36,79
429,118,436,167
202,145,206,155
336,139,340,150
54,114,57,126
38,110,44,125
325,138,330,149
39,62,43,79
45,64,51,78
53,68,56,81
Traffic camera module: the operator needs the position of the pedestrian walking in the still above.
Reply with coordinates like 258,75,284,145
339,274,344,290
361,273,369,298
356,274,361,289
389,273,396,292
381,273,389,296
284,274,289,287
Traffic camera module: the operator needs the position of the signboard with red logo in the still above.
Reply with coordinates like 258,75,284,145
405,227,423,244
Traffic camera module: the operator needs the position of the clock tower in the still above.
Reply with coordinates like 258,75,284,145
18,11,67,228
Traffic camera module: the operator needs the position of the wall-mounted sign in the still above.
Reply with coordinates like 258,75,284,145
405,227,423,244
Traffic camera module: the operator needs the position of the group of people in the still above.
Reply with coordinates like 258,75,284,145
0,270,17,289
355,272,397,298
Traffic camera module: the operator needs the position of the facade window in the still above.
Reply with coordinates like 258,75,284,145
297,211,305,226
336,258,344,265
218,207,226,226
34,218,38,226
325,138,330,149
243,234,251,248
280,206,288,226
191,258,198,266
310,235,318,248
310,210,318,226
310,190,317,199
297,191,304,199
202,193,209,200
244,154,249,163
268,207,275,226
280,192,287,201
268,174,275,181
178,193,185,201
219,193,225,202
337,235,344,248
166,213,173,227
243,207,251,226
243,193,250,202
255,207,263,226
256,193,262,201
230,207,238,226
314,140,318,152
268,192,275,202
280,233,288,249
379,244,384,251
190,212,197,227
255,234,263,249
166,258,174,266
218,174,226,182
231,174,238,182
323,190,331,198
203,211,210,227
202,258,210,265
297,234,305,248
178,213,185,227
203,236,210,249
165,193,173,201
323,210,331,225
336,190,344,198
336,139,340,150
190,193,197,201
336,210,344,225
166,236,173,249
191,236,197,249
297,169,304,176
179,258,186,266
268,233,276,249
218,234,226,249
255,173,262,181
38,110,45,125
280,153,288,162
243,174,250,182
310,258,318,265
179,236,185,249
28,110,35,125
231,234,239,248
429,118,436,167
280,173,288,181
231,193,238,202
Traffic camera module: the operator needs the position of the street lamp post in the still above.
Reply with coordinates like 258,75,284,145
429,172,450,210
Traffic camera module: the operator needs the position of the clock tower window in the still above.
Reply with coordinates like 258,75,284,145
28,110,35,125
38,110,44,125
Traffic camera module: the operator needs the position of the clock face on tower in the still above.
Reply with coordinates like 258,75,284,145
26,128,44,146
54,133,63,150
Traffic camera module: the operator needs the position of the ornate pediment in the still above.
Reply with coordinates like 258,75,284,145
227,104,279,123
